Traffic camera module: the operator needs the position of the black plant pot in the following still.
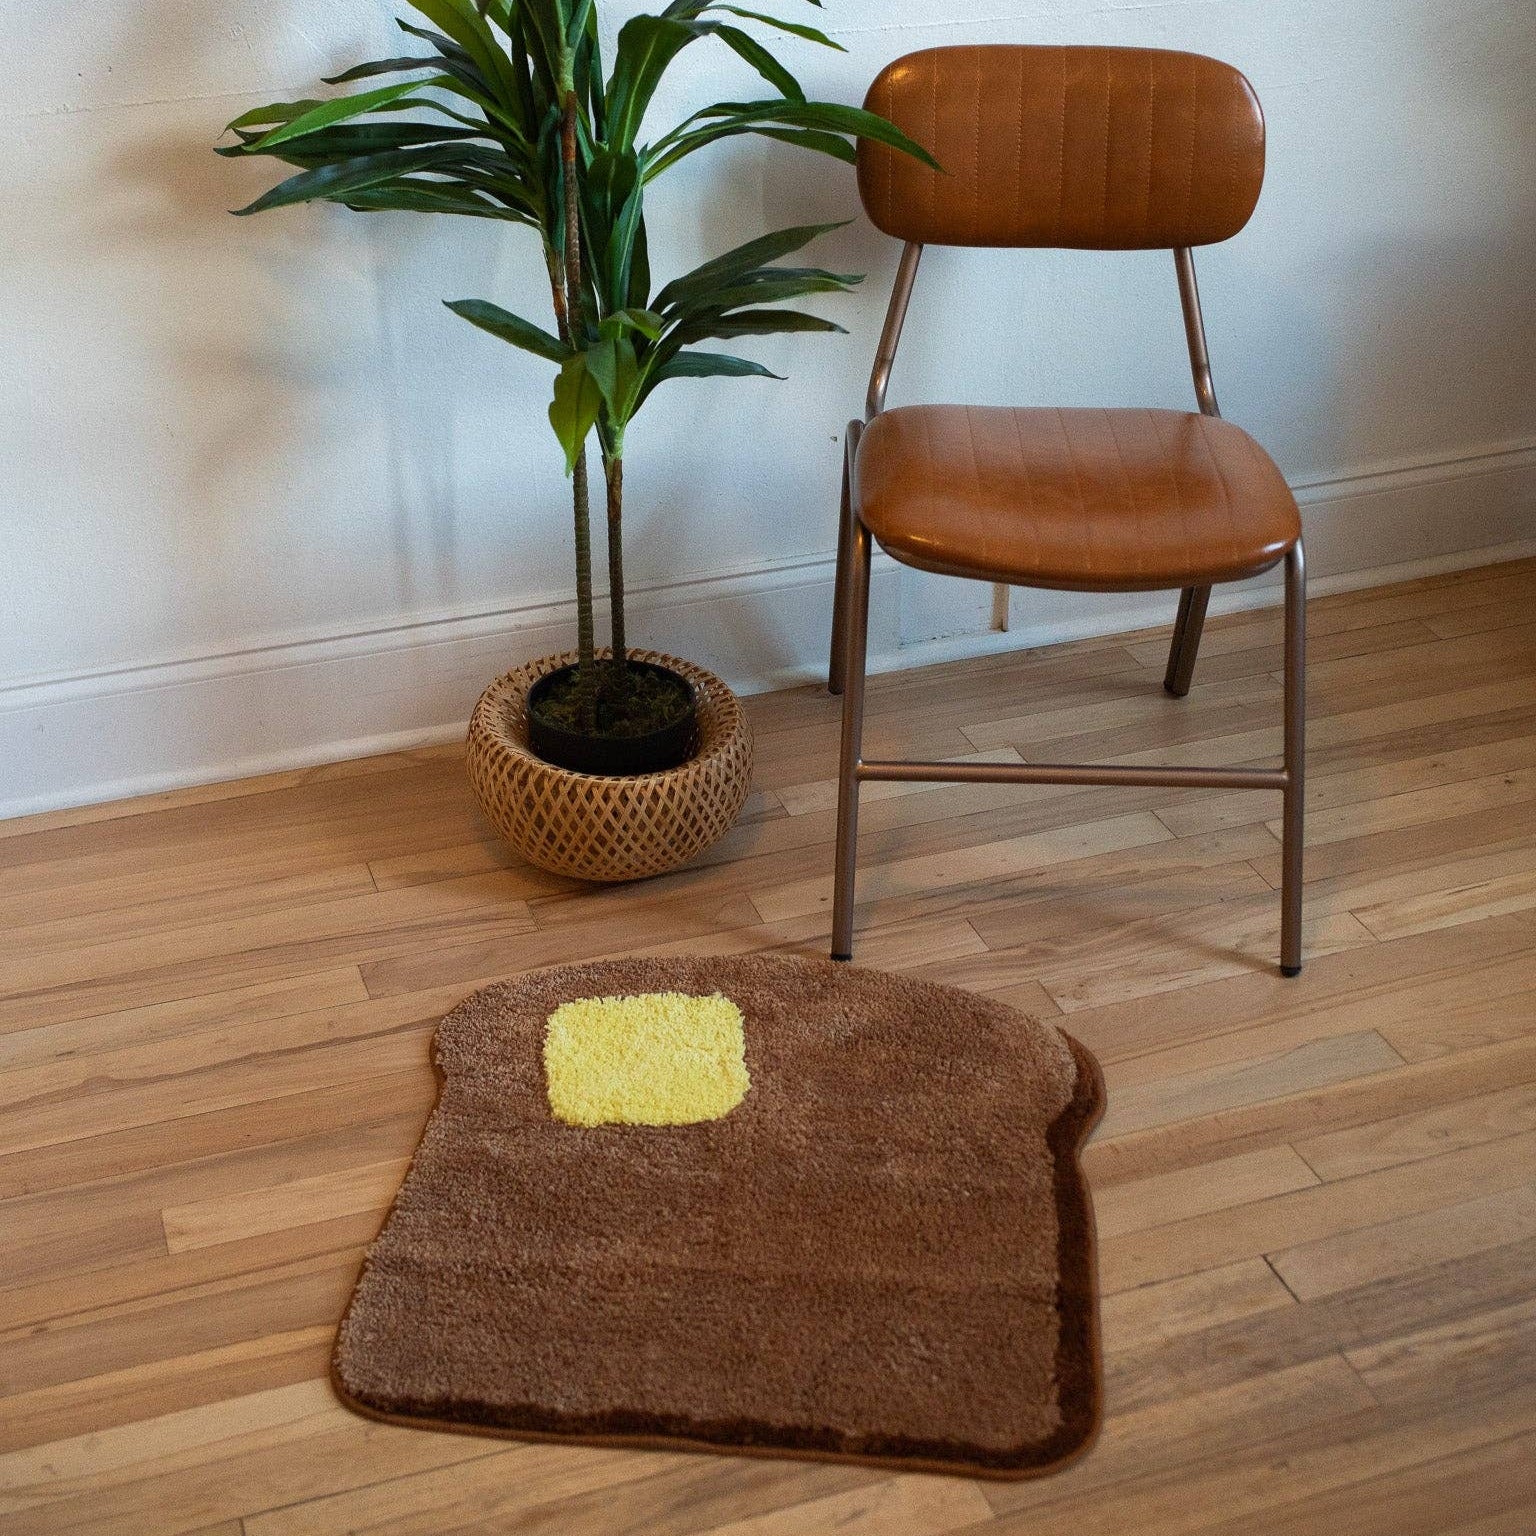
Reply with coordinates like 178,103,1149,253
526,661,699,776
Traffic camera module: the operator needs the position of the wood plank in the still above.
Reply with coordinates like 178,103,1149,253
0,1379,333,1516
0,1002,439,1161
1097,1030,1405,1141
249,1450,876,1536
1088,1034,1536,1192
1425,594,1536,638
1098,1234,1536,1420
979,1380,1536,1536
1036,898,1375,1014
1294,1081,1536,1180
749,811,1174,924
1189,1426,1536,1536
1099,1258,1296,1353
1346,1292,1536,1406
1045,910,1534,1068
1156,730,1536,841
695,1478,993,1536
1101,1130,1536,1295
961,673,1284,753
1126,616,1437,688
0,745,462,846
162,1159,409,1254
983,1354,1379,1518
1354,865,1536,942
0,1390,519,1536
0,872,534,998
1120,566,1536,665
0,967,368,1065
0,1327,334,1456
0,1250,358,1403
0,1067,430,1204
1281,765,1536,851
1093,1147,1319,1241
821,824,1283,971
1439,1509,1536,1536
1268,1184,1536,1302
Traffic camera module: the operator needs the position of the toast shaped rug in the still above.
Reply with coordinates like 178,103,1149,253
332,954,1105,1479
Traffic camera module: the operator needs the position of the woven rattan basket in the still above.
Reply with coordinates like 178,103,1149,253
466,649,753,882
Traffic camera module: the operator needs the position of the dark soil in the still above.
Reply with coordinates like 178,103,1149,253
530,661,694,739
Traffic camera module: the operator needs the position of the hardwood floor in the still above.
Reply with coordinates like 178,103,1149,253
4,556,1536,1534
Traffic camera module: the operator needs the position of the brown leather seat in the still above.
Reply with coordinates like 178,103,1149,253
857,404,1300,592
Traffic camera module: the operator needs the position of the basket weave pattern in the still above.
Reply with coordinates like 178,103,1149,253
466,649,753,882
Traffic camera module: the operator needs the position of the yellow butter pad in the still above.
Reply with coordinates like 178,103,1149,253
543,991,750,1127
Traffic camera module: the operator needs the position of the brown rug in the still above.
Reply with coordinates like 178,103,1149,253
332,955,1105,1479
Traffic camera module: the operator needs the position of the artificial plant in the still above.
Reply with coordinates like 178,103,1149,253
220,0,932,733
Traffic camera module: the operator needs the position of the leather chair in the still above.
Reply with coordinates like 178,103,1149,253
829,44,1307,974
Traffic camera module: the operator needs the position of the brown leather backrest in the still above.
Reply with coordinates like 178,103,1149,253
858,45,1265,249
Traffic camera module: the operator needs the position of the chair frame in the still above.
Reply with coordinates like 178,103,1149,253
828,241,1307,975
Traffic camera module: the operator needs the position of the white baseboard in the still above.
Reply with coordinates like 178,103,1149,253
3,438,1533,820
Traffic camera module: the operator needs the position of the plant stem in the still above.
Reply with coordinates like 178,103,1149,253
604,453,626,671
558,86,597,731
545,246,571,346
544,256,596,730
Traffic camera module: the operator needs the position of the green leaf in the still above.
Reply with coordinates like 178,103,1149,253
248,78,457,150
655,98,940,173
673,274,856,318
601,307,665,340
706,99,939,166
391,22,511,113
651,220,846,313
672,307,845,343
601,165,646,312
650,349,782,383
225,99,324,133
642,121,853,178
565,0,597,51
408,0,523,105
712,24,804,100
446,300,571,360
549,355,604,474
323,56,440,85
396,19,479,72
583,334,643,428
584,337,619,402
705,6,842,49
513,0,567,90
606,16,700,151
751,124,856,160
579,9,607,138
218,121,482,161
343,182,530,220
230,147,465,215
626,217,653,311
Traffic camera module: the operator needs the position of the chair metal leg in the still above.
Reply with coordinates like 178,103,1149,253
828,425,859,696
830,514,872,960
1164,585,1211,697
1280,541,1307,976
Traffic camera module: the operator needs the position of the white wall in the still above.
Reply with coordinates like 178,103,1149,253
3,0,1534,816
